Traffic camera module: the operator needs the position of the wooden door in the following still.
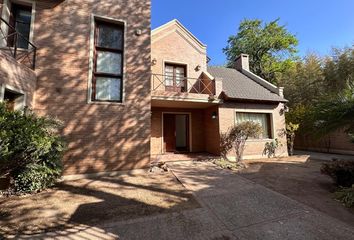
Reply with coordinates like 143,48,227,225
163,114,175,152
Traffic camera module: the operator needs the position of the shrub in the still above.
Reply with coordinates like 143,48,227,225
263,138,282,158
0,103,65,194
220,121,263,162
321,160,354,187
335,186,354,208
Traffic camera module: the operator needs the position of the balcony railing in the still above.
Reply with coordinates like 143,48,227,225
0,17,37,69
151,73,215,95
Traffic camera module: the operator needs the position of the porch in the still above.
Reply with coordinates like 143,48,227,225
150,106,221,158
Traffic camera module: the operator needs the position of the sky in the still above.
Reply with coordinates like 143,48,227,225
151,0,354,66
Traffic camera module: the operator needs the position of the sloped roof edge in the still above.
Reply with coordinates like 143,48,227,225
152,19,206,49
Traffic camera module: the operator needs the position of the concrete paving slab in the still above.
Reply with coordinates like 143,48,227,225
168,161,354,240
236,211,354,240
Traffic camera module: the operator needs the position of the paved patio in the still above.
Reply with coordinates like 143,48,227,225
13,160,354,240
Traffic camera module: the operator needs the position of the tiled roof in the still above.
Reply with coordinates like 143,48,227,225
207,66,287,102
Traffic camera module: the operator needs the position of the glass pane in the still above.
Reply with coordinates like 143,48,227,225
98,24,123,49
16,9,32,24
95,77,121,101
165,66,174,86
175,67,185,87
236,113,270,138
16,22,30,49
96,51,121,74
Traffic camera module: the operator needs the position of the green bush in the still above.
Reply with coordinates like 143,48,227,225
0,103,65,194
335,186,354,208
321,160,354,187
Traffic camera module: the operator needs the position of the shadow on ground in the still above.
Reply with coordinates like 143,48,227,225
0,172,200,238
239,157,354,227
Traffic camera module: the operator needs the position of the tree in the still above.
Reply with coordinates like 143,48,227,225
223,18,298,84
221,121,263,162
309,83,354,142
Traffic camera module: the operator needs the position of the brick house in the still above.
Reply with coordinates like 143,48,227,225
0,1,288,176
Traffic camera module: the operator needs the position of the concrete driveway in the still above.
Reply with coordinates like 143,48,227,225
21,161,354,240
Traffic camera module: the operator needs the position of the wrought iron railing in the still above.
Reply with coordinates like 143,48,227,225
0,17,37,69
151,73,215,95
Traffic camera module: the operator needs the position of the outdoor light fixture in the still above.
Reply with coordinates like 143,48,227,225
152,58,157,65
211,111,217,119
195,64,201,71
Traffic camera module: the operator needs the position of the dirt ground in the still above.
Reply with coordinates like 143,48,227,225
0,172,200,237
239,156,354,227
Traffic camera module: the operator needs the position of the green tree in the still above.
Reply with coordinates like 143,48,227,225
223,18,298,84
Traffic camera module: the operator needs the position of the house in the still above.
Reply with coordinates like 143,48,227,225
0,0,288,176
151,19,288,161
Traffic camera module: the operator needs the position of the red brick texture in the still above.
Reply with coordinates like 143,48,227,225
219,102,288,158
295,130,354,155
151,106,220,155
0,51,36,107
32,0,151,174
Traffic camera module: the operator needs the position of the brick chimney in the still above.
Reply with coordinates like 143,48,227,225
234,54,249,71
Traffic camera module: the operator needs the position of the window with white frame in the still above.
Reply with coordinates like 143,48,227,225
236,112,272,139
1,0,35,49
91,19,124,102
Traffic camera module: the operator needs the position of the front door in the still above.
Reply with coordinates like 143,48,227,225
163,114,189,152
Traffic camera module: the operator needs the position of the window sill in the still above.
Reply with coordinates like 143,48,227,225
87,100,125,106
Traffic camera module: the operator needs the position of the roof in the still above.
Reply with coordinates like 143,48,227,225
207,66,287,102
152,19,206,50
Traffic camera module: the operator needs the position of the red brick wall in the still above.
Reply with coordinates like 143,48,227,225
219,101,288,159
32,0,151,174
151,107,206,154
295,130,354,155
0,51,36,107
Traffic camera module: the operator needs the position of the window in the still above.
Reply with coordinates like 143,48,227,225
92,20,124,102
164,64,186,92
236,112,272,139
8,3,32,49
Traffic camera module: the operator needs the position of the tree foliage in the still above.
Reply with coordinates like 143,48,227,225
223,18,298,84
0,103,65,194
284,46,354,141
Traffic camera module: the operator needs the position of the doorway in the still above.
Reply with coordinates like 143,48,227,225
163,113,190,153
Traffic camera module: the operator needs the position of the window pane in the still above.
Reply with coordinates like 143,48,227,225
95,77,121,101
98,24,123,49
175,67,185,87
16,9,32,24
96,51,122,74
165,66,174,86
16,22,30,48
236,112,270,138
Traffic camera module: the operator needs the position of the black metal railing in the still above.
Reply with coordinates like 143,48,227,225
0,17,37,69
151,73,215,95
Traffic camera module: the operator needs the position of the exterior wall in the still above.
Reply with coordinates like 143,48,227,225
0,51,36,108
151,21,209,96
32,0,151,174
151,107,205,154
204,105,220,154
295,130,354,155
219,101,288,159
151,22,207,79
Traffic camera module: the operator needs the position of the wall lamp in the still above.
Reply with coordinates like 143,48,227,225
211,111,218,119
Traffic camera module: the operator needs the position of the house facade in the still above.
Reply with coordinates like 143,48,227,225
0,0,288,175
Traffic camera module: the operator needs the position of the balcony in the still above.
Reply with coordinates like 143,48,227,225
0,17,37,70
151,73,221,108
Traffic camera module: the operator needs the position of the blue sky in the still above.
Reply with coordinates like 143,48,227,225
151,0,354,66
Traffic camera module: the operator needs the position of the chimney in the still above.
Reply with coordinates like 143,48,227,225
234,54,249,71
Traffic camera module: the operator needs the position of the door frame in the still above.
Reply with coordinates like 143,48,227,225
161,112,192,154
